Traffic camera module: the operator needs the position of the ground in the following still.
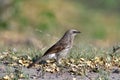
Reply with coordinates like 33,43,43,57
0,63,120,80
0,47,120,80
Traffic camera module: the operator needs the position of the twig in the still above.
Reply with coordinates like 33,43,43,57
113,46,120,53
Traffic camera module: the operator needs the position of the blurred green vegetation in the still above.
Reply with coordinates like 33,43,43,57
0,20,8,30
0,0,120,48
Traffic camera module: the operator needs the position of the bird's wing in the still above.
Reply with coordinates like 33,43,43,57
27,42,67,68
43,42,67,56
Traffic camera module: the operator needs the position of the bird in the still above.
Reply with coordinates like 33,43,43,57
27,29,81,68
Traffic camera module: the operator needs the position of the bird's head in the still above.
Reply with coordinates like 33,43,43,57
67,29,81,37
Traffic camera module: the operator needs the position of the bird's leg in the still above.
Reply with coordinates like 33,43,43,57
55,54,62,66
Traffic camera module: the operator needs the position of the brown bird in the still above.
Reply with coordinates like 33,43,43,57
27,29,80,68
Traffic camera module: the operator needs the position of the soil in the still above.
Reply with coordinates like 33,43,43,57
0,64,120,80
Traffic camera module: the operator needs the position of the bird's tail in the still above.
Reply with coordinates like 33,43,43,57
27,57,42,68
27,56,47,68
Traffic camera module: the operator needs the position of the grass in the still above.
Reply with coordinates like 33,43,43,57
69,44,106,60
0,43,120,79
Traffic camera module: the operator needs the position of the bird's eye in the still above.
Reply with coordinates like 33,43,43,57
73,30,80,33
73,31,77,33
73,31,79,33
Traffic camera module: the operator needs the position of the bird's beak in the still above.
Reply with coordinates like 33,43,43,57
76,31,81,33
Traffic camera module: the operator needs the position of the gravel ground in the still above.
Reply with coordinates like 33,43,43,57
0,64,120,80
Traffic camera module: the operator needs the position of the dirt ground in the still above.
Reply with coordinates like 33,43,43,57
0,64,120,80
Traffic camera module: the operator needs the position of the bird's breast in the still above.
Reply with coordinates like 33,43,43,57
58,47,71,58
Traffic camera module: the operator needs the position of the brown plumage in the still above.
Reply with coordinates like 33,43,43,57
27,29,80,68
